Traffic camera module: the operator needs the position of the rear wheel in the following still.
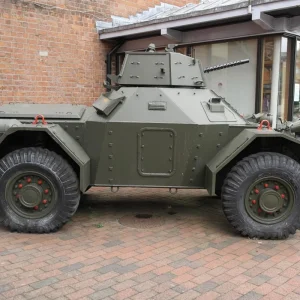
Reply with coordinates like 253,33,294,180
0,148,80,233
222,152,300,239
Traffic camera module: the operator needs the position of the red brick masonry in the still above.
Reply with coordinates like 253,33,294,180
0,0,197,106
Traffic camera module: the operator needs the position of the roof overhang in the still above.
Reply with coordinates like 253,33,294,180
98,0,300,43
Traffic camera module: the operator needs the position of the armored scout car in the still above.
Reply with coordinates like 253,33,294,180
1,45,300,239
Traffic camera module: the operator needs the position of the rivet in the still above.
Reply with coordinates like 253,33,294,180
169,170,172,173
108,143,113,147
190,179,193,182
199,133,203,137
216,144,221,148
192,167,195,172
169,158,172,161
170,133,173,137
169,145,173,149
109,179,113,183
76,136,80,140
196,145,200,149
108,131,113,135
178,92,180,95
141,157,144,160
160,94,162,97
193,92,196,95
142,169,144,172
219,132,223,136
109,167,113,171
75,125,79,129
194,156,198,160
141,145,145,148
142,133,144,136
136,94,139,97
109,155,113,159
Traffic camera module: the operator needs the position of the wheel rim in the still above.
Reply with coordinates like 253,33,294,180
245,177,295,224
6,171,57,219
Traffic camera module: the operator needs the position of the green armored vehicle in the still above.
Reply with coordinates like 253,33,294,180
1,45,300,239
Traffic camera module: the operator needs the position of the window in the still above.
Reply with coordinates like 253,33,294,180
194,39,258,117
260,36,292,121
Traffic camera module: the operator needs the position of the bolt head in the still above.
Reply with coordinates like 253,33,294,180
264,183,269,188
44,189,49,194
38,180,43,185
254,189,259,194
18,184,23,189
27,178,32,183
42,199,47,204
275,185,280,190
34,206,39,210
252,200,256,205
281,194,285,199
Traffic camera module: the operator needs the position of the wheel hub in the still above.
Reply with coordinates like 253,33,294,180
6,173,56,219
245,177,294,224
18,184,43,208
259,189,283,213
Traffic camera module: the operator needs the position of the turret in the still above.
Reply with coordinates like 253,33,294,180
109,51,205,88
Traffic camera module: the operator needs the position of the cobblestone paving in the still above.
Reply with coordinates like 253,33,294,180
1,187,300,300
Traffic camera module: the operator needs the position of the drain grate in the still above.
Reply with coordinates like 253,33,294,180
118,214,165,229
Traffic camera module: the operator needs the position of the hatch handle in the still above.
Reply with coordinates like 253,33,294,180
32,114,48,125
258,120,271,130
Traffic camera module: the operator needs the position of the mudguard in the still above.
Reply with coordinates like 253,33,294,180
0,120,90,192
205,128,300,195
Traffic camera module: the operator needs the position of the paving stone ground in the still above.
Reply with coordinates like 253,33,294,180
1,187,300,300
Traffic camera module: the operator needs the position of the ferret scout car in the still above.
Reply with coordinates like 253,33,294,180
1,44,300,239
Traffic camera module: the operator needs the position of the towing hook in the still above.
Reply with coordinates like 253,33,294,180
32,114,48,125
258,119,271,130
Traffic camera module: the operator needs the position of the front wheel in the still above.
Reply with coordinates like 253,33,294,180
222,152,300,239
0,148,80,233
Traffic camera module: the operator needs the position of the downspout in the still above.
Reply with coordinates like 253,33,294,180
248,0,252,13
106,42,124,91
270,36,281,129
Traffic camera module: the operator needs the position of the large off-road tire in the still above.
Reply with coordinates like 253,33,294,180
0,148,80,233
222,152,300,239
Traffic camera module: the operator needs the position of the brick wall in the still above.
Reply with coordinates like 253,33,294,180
0,0,198,105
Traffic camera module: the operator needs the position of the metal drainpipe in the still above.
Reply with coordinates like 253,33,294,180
106,42,124,91
270,36,281,129
248,0,252,13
